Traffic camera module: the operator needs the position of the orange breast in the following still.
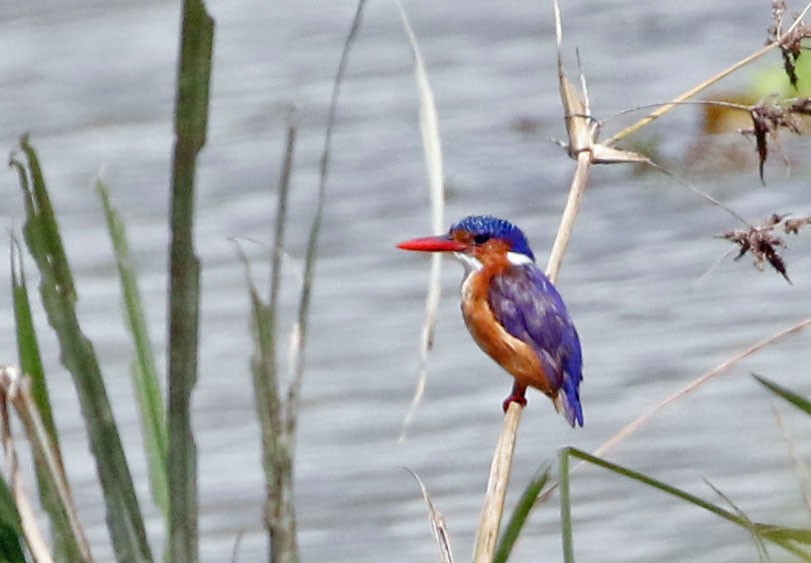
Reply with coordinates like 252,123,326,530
460,264,556,397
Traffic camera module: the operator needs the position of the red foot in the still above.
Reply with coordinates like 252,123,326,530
502,383,527,413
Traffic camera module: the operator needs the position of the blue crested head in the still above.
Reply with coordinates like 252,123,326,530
450,215,535,261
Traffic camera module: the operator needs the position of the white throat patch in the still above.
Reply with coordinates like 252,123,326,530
453,251,482,274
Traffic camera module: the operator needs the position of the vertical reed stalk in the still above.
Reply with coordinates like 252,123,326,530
166,1,213,561
472,2,593,558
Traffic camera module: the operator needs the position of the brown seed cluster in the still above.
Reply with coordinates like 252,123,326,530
741,99,811,182
767,0,811,89
719,213,811,282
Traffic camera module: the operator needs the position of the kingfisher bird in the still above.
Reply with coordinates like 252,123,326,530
397,215,583,427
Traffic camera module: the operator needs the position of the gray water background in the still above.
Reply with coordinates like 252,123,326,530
2,1,811,561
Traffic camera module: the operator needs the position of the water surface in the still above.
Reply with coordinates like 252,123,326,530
2,1,811,561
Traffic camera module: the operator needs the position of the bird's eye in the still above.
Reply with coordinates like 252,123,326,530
473,233,491,244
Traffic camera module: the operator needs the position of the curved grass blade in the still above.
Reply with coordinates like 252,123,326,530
753,373,811,416
10,137,152,561
560,447,811,560
705,479,770,562
492,465,551,563
394,0,446,440
97,180,169,519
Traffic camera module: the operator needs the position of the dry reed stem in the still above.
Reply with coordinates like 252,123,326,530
2,366,93,561
396,0,448,440
1,366,57,563
473,2,594,559
472,402,522,563
592,317,811,460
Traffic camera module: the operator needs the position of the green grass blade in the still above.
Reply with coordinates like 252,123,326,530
10,136,76,303
11,136,152,562
0,472,26,563
559,450,575,563
167,1,214,560
10,237,57,445
757,525,811,544
11,236,87,561
492,465,551,563
565,447,811,560
97,180,169,518
753,374,811,416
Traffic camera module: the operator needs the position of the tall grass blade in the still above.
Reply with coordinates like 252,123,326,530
166,0,214,560
492,465,551,563
240,117,298,561
753,374,811,416
560,447,811,560
97,181,169,519
243,255,291,558
248,4,369,561
10,236,58,447
11,236,85,561
10,137,152,561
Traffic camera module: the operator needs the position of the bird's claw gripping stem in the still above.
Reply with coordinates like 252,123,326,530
502,382,527,413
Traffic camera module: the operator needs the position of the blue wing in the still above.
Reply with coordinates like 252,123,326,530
488,265,584,426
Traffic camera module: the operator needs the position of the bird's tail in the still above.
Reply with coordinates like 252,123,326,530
554,385,584,428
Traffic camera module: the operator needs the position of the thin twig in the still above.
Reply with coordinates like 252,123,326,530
287,0,367,435
605,1,811,145
546,151,592,283
592,317,811,459
405,468,455,563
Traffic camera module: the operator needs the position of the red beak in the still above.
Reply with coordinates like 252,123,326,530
396,235,466,253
